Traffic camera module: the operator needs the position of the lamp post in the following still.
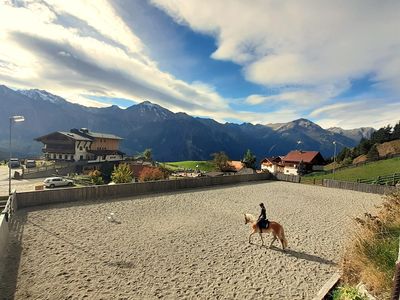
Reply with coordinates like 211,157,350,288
332,141,337,179
9,115,25,195
297,140,302,151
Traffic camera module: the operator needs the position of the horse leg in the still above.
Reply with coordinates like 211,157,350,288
248,231,255,244
269,234,277,248
259,230,264,246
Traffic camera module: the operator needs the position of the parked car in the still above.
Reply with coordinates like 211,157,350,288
8,158,20,168
25,159,36,168
44,177,74,188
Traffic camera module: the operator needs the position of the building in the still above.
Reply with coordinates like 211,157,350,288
35,128,125,163
260,156,284,174
281,150,325,175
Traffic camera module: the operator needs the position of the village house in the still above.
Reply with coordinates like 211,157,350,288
35,128,125,163
281,150,325,175
260,156,284,174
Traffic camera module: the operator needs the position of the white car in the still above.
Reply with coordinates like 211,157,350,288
44,177,74,188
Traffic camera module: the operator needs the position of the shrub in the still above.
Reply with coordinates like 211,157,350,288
139,167,165,182
111,163,133,183
88,169,104,185
332,285,368,300
341,191,400,298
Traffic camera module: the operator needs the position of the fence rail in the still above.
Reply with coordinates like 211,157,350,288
357,172,400,186
323,179,398,194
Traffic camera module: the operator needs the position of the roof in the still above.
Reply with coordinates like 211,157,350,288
85,131,123,140
227,160,244,171
59,132,93,141
283,151,323,164
35,131,92,142
261,156,283,164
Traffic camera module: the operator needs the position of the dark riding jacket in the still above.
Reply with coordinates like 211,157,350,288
257,207,268,229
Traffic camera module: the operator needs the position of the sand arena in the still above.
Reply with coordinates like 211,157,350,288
0,181,382,299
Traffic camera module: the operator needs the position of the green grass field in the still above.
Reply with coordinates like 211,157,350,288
162,161,215,172
305,157,400,182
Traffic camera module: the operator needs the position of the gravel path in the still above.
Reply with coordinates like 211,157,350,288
0,181,383,299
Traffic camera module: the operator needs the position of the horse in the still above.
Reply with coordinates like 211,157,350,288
244,213,288,250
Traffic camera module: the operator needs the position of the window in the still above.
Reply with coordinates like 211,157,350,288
79,146,83,151
59,154,62,159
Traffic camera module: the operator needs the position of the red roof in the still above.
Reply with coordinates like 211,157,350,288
283,151,322,164
261,156,282,164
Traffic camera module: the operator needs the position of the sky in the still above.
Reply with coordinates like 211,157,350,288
0,0,400,129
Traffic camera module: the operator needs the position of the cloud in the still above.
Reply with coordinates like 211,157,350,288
0,0,238,119
310,99,400,129
0,0,399,129
152,0,400,125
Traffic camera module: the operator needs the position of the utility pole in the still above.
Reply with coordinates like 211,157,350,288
333,141,337,180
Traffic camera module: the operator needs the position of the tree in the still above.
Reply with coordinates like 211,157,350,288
337,147,351,162
139,167,166,182
392,121,400,140
211,151,229,171
242,149,256,169
143,148,152,161
111,163,133,183
366,144,379,161
370,125,392,144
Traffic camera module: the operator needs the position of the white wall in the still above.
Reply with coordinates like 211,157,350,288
74,141,90,161
284,166,298,175
0,214,9,276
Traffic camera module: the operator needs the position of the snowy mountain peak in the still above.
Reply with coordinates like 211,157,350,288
18,89,67,105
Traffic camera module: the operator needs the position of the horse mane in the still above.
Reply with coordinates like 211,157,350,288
244,213,257,223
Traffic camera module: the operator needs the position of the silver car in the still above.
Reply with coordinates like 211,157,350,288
44,177,74,188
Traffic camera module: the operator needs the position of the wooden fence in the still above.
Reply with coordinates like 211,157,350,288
357,172,400,186
16,173,272,209
323,179,398,195
274,173,301,183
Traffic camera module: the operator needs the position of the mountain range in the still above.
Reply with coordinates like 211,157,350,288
0,85,374,161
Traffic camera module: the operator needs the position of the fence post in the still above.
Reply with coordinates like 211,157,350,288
313,178,316,185
391,235,400,300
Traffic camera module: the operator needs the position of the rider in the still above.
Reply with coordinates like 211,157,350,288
257,202,269,232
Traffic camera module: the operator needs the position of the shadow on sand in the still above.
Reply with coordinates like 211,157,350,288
249,242,336,266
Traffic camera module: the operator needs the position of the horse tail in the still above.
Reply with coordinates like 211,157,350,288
279,225,288,249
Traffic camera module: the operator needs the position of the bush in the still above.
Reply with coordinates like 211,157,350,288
111,163,133,183
139,167,165,182
88,170,104,185
341,191,400,298
332,285,368,300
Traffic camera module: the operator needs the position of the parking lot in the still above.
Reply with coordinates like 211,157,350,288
0,166,44,196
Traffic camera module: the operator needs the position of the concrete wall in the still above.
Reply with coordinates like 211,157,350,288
16,173,272,209
323,179,398,195
22,165,77,179
0,214,9,275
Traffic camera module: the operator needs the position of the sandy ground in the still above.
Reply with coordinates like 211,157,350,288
0,181,383,299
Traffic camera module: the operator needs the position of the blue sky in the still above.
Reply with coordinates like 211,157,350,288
0,0,399,129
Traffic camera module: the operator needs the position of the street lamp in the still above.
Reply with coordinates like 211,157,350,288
9,115,25,195
332,141,337,179
297,140,302,151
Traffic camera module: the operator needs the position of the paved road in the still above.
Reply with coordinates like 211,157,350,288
0,166,45,196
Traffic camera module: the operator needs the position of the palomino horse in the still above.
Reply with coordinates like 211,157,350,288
244,213,288,249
